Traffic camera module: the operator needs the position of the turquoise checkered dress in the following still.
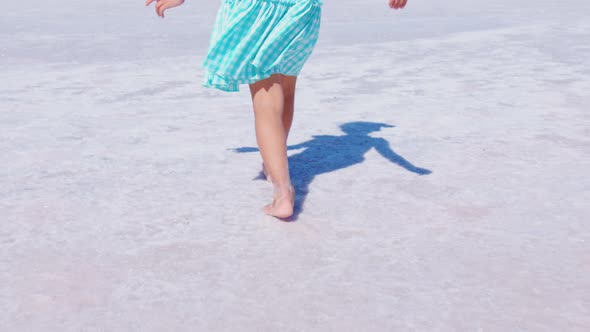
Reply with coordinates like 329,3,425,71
202,0,323,92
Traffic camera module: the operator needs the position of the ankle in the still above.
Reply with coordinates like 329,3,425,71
273,182,294,195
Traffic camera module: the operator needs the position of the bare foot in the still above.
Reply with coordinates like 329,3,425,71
263,184,295,219
261,162,273,183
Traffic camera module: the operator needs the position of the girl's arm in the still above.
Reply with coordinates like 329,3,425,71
145,0,185,18
389,0,408,10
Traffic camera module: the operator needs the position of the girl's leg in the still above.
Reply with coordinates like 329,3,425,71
281,75,297,140
249,74,295,219
261,75,297,183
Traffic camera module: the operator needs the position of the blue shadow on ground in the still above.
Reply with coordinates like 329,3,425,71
231,121,432,221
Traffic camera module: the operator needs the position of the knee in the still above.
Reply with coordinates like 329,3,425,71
252,95,285,115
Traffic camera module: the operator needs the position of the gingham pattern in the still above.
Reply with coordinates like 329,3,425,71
202,0,323,92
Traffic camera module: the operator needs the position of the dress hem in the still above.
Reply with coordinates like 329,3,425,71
203,69,301,92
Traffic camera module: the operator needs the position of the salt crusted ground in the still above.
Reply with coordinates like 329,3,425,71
1,0,589,331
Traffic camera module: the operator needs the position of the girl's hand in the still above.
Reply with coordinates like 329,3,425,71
389,0,408,10
145,0,185,18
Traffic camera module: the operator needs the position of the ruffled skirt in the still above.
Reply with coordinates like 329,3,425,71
202,0,323,92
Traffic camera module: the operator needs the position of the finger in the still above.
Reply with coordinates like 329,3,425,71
400,0,408,9
393,0,401,9
160,0,171,17
156,0,167,17
145,0,156,6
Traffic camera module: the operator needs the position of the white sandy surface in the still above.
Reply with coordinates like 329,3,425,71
1,0,589,331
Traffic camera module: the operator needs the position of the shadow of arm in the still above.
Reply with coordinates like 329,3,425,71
231,141,308,153
229,147,259,153
374,138,432,175
287,142,308,150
